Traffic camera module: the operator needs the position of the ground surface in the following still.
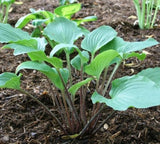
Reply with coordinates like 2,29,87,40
0,0,160,143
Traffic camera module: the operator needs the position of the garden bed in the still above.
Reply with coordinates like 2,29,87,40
0,0,160,143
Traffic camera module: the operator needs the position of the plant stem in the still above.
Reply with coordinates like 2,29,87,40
141,0,146,29
66,52,72,86
151,0,160,28
18,89,67,134
100,67,108,92
80,64,86,125
78,105,105,138
3,4,11,23
102,62,121,96
57,69,81,126
0,4,4,23
61,90,73,132
91,110,116,135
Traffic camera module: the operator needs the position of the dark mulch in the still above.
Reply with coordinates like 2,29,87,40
0,0,160,143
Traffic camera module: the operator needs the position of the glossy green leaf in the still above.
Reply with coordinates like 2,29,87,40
71,51,89,70
3,37,47,55
91,68,160,111
16,61,68,90
0,23,31,43
85,50,119,78
81,26,117,55
69,77,93,96
101,37,159,56
0,72,21,90
54,3,81,19
43,17,83,44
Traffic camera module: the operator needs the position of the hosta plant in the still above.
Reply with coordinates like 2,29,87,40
133,0,160,29
0,0,15,23
0,17,160,140
15,3,97,37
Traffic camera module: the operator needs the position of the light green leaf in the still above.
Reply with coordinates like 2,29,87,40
1,0,15,5
91,68,160,111
0,23,31,43
54,3,81,19
85,50,119,78
28,51,63,68
124,52,146,60
0,72,21,90
81,26,117,55
16,61,68,90
43,17,83,44
69,77,93,96
15,10,54,28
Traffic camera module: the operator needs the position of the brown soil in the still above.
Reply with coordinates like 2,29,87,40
0,0,160,143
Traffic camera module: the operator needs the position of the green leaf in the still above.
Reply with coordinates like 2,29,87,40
81,26,117,55
71,51,89,70
124,52,146,60
69,77,93,96
16,61,68,90
85,50,119,78
3,37,47,55
0,72,21,90
28,51,63,68
101,37,159,56
92,68,160,111
0,23,31,43
43,17,83,44
54,3,81,19
50,43,78,56
15,10,55,28
74,16,97,25
1,0,15,5
15,13,37,28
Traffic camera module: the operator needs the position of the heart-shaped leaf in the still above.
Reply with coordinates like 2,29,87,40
43,17,83,44
81,26,117,55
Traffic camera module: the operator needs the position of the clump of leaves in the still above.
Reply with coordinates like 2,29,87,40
0,17,160,139
15,3,97,37
0,0,15,23
133,0,160,29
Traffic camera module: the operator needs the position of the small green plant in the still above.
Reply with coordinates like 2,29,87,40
133,0,160,29
0,17,160,139
0,0,15,23
15,3,97,37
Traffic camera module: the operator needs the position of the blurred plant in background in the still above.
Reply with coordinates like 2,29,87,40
133,0,160,29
